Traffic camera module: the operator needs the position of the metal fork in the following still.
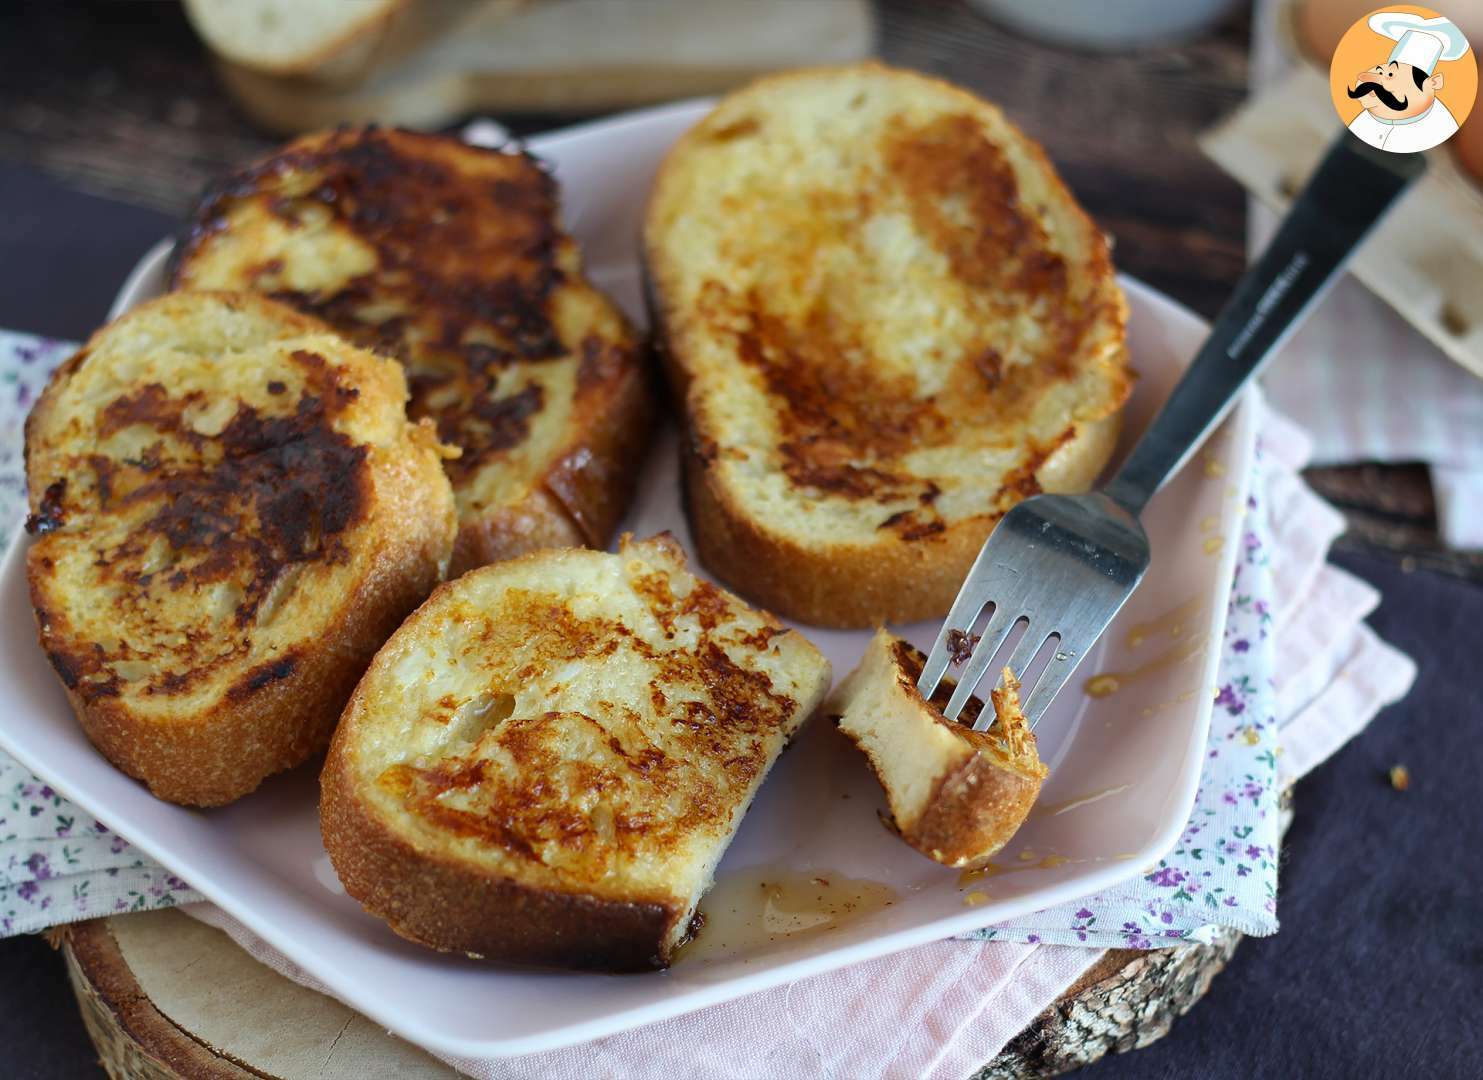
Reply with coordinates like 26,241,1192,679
918,134,1425,728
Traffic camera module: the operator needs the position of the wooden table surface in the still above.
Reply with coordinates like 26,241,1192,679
0,0,1473,583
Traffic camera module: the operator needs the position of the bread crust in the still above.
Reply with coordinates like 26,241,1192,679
320,717,683,971
682,412,1121,628
900,734,1043,869
25,292,456,806
448,344,655,577
646,62,1130,627
828,631,1045,868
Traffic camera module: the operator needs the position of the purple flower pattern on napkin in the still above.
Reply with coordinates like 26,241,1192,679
971,433,1284,948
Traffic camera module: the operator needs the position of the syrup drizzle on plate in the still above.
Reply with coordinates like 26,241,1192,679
1083,632,1209,698
1033,783,1134,817
678,866,898,962
955,851,1138,897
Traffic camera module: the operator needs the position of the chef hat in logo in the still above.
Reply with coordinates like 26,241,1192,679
1368,12,1471,75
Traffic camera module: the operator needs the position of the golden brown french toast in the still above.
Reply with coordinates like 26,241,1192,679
170,126,652,575
826,630,1046,868
645,63,1131,626
25,291,456,807
321,534,832,970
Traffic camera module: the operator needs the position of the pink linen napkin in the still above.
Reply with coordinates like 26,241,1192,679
180,401,1416,1079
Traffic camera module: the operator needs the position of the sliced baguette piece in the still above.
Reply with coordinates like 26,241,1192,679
184,1,526,86
209,0,874,133
24,291,457,807
826,629,1047,868
645,62,1131,627
170,126,653,576
182,0,412,81
321,533,832,970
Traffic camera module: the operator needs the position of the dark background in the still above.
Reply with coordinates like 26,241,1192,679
0,2,1478,1076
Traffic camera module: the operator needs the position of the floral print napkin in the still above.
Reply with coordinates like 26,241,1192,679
970,435,1285,948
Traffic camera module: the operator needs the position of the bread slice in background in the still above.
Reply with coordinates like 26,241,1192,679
182,0,523,86
321,534,832,970
826,630,1046,868
208,0,874,132
182,0,412,81
25,291,456,807
170,127,653,576
645,62,1131,627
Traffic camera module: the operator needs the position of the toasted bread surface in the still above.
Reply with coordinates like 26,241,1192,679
322,534,832,969
826,629,1046,868
170,127,653,575
646,63,1130,626
25,292,456,806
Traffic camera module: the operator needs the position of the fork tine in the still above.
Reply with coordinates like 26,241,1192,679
917,533,1016,698
942,606,1018,721
1019,642,1085,730
970,624,1052,732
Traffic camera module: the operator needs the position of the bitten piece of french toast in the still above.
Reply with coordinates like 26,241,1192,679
170,126,653,576
321,533,832,970
827,629,1047,868
25,291,457,806
645,62,1131,627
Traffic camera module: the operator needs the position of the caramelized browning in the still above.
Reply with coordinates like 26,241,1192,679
731,296,930,502
687,110,1119,523
171,128,585,486
882,114,1068,299
890,638,1040,770
37,349,370,704
24,480,66,536
892,638,985,728
371,554,802,883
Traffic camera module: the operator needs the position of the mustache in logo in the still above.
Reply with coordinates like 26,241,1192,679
1348,80,1409,111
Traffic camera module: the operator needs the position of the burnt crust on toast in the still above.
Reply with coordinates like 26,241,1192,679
169,126,653,573
25,291,456,806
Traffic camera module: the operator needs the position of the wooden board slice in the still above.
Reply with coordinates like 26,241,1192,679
51,910,1235,1078
55,911,456,1079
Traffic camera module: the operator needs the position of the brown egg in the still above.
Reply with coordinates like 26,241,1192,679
1295,0,1383,64
1452,111,1483,188
1296,0,1483,66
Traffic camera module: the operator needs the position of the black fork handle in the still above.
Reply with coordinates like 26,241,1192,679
1102,134,1425,517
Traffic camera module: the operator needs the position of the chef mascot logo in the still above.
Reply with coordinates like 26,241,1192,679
1329,6,1476,153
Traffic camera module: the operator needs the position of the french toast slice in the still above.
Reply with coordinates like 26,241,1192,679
24,291,457,807
645,63,1132,627
826,630,1046,868
321,533,832,970
169,126,653,576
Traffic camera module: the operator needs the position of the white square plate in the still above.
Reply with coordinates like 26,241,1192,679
0,100,1256,1058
